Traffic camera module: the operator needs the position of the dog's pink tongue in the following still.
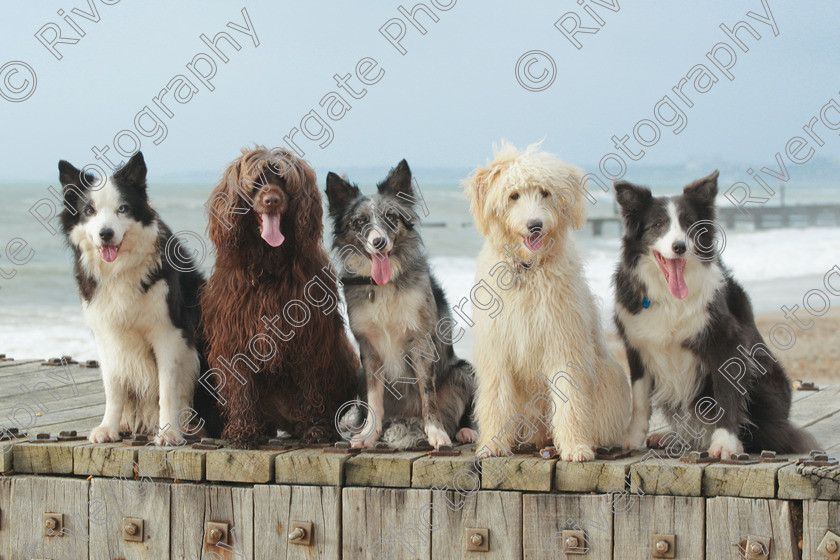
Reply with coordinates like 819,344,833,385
101,246,118,263
665,258,688,299
370,253,391,285
524,234,542,251
260,214,284,247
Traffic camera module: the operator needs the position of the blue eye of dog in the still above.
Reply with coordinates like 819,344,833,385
510,193,519,201
84,206,95,216
117,205,129,214
653,222,664,229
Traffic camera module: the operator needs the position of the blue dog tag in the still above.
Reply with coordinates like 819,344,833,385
642,296,651,309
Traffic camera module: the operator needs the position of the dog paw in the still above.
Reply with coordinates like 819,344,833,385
351,428,381,448
456,427,478,444
425,425,452,449
154,426,185,447
301,425,333,444
89,425,121,444
559,444,596,462
645,432,669,449
708,428,743,460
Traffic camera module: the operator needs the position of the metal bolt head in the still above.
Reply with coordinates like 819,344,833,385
209,528,222,542
566,536,579,548
655,540,670,553
124,523,138,536
826,540,839,553
45,517,57,529
470,533,483,546
749,542,763,554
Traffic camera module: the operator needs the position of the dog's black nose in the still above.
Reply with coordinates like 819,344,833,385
372,237,387,251
99,228,114,242
263,194,280,207
672,241,687,255
527,219,543,233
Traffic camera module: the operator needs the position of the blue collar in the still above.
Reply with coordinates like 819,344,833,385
642,296,651,309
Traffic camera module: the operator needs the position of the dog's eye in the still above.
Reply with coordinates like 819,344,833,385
510,193,520,201
84,205,96,216
385,212,399,224
353,217,368,228
117,205,129,214
653,221,665,229
541,191,550,198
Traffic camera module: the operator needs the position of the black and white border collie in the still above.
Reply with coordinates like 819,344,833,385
613,170,818,458
58,151,207,445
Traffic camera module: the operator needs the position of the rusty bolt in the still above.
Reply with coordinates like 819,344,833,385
36,433,50,439
288,527,306,541
124,523,138,536
761,450,776,459
209,528,222,542
566,536,580,548
470,533,484,546
749,542,764,555
655,540,670,553
826,540,839,553
45,517,57,530
59,430,77,437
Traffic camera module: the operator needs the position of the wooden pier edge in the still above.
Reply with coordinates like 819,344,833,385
0,359,838,559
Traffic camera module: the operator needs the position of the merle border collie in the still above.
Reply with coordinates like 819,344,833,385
326,160,476,449
58,151,216,445
613,170,818,458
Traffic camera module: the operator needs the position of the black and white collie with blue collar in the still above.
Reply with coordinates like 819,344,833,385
613,170,818,459
58,151,215,445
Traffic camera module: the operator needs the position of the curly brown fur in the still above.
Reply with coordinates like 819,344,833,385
200,146,359,448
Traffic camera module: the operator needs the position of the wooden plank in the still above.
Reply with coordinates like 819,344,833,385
36,415,102,435
0,371,100,401
9,476,90,559
137,444,207,481
345,450,427,488
803,500,840,560
0,478,9,560
89,478,170,560
253,485,341,559
274,447,348,486
629,450,704,497
789,386,840,428
522,494,613,559
777,410,840,500
705,497,798,559
702,455,797,498
412,445,478,489
74,443,139,477
342,487,431,559
12,439,82,474
171,483,254,560
0,359,42,370
431,490,521,560
481,455,555,492
206,448,281,484
0,441,13,473
555,454,646,493
613,495,705,559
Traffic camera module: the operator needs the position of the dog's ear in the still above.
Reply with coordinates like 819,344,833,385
290,161,322,245
207,159,246,246
462,165,495,237
58,160,82,189
326,172,360,218
113,151,148,194
378,159,412,197
614,181,652,238
683,170,719,205
551,166,587,231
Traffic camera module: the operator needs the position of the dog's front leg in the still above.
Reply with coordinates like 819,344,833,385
417,371,452,449
623,346,652,450
150,332,198,446
473,359,518,456
351,376,384,448
89,358,125,443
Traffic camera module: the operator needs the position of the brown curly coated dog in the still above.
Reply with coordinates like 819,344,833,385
200,146,358,448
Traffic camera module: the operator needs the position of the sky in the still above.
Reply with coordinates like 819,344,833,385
1,1,839,184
